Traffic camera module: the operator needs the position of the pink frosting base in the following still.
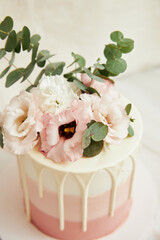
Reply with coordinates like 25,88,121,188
30,199,132,240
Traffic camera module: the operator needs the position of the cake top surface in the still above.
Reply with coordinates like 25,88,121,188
28,96,143,173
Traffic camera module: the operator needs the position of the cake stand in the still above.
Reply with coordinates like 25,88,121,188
0,160,157,240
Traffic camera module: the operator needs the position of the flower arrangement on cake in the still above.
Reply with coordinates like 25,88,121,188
0,16,134,162
0,16,142,240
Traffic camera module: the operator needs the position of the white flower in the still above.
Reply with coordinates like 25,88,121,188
31,75,78,114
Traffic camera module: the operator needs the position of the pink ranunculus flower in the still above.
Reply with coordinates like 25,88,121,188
80,93,130,145
39,99,92,162
0,90,43,154
81,73,119,99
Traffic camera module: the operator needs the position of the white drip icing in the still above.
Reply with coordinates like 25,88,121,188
128,155,136,198
18,153,136,232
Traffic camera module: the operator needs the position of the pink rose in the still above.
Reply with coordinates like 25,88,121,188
39,99,92,162
81,73,119,99
0,90,42,154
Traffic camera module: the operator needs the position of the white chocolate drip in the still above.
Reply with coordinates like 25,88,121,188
17,153,136,232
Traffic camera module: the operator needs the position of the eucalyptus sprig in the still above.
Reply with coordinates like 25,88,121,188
64,31,134,94
0,16,65,90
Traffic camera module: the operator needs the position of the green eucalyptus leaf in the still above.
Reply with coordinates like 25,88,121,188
34,69,45,86
128,125,134,137
118,38,134,48
125,103,132,115
15,31,22,53
83,139,103,157
104,44,122,60
0,127,4,148
21,61,36,82
93,63,105,70
64,67,82,78
83,67,104,82
82,128,91,149
0,48,6,59
87,86,100,97
0,66,11,79
5,30,17,52
9,51,15,65
6,68,25,87
0,16,13,39
73,79,88,91
45,62,65,76
37,50,55,62
110,31,124,42
32,42,39,61
22,26,30,50
31,34,41,45
89,122,108,142
106,58,127,75
119,43,134,53
71,52,86,67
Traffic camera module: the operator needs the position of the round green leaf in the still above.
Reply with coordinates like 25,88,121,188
89,122,108,141
118,38,134,48
0,16,13,39
106,58,127,75
83,139,103,157
71,52,86,67
30,34,41,45
82,128,91,149
128,125,134,137
5,30,17,52
104,44,122,60
119,43,134,53
22,26,30,50
5,68,25,87
110,31,124,42
0,49,6,59
125,103,132,115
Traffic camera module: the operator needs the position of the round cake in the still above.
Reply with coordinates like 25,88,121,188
16,97,142,240
0,19,140,240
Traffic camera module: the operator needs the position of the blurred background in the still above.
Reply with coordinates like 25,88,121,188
0,0,160,239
